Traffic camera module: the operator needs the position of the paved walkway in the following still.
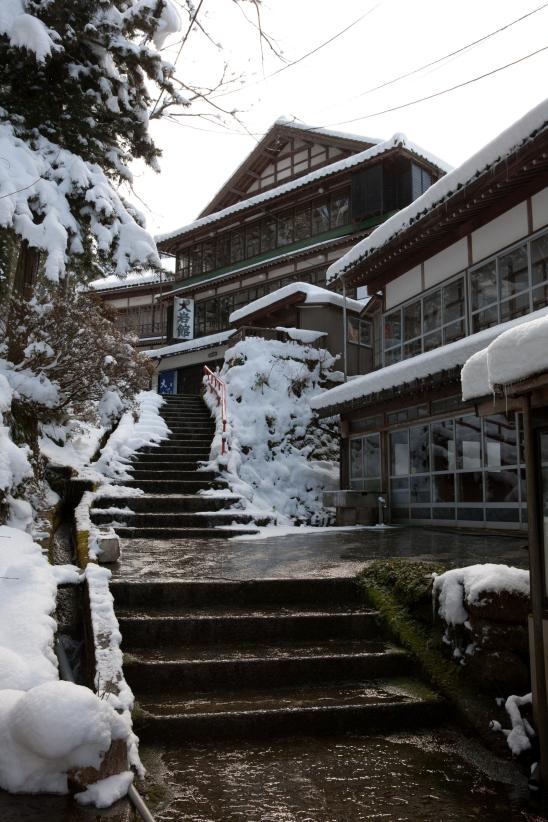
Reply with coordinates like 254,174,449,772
111,525,529,581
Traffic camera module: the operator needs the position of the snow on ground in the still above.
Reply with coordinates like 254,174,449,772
40,420,105,481
229,281,364,324
491,694,535,756
327,97,548,282
228,523,396,542
0,526,130,798
462,310,548,399
203,335,341,525
312,305,548,413
433,564,529,628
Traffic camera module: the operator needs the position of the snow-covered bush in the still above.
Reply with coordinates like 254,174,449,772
204,336,342,525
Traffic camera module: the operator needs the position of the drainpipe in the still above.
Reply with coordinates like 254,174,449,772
55,638,156,821
523,397,548,786
342,276,348,382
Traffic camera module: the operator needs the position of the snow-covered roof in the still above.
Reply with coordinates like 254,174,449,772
327,97,548,283
462,309,548,400
274,117,381,146
89,269,173,292
311,306,548,413
230,282,366,325
157,133,451,245
146,329,236,360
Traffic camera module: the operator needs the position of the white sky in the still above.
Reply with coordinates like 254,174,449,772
130,0,548,238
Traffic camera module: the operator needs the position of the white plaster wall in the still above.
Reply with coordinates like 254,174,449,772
471,202,528,263
532,187,548,231
424,238,467,289
385,265,422,310
107,294,153,308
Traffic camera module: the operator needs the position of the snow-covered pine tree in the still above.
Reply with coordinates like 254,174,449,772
0,0,183,290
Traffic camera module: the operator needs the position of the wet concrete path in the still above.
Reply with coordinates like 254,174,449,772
111,524,529,582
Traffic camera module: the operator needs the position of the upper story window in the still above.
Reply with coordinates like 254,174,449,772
176,189,351,279
411,163,432,199
348,316,372,346
470,231,548,332
383,277,466,365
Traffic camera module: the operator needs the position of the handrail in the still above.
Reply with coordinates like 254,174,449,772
203,365,229,456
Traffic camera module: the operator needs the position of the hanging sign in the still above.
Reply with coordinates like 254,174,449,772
173,297,194,340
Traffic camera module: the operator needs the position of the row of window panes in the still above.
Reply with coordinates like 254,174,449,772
348,317,372,346
382,229,548,365
383,278,466,365
177,192,351,279
349,433,381,491
388,414,526,519
470,232,548,332
194,270,327,337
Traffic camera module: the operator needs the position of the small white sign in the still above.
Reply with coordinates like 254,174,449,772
173,297,194,340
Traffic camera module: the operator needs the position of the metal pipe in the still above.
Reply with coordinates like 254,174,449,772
523,398,548,785
55,636,156,820
342,277,348,382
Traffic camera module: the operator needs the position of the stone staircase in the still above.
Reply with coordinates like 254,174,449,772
111,576,444,743
90,393,262,539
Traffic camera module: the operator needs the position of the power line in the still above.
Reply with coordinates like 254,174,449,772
325,0,548,110
209,2,384,101
305,44,548,130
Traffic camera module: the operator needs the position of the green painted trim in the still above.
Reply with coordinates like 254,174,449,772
167,211,398,294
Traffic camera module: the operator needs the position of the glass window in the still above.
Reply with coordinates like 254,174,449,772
532,234,548,286
403,301,421,342
261,218,277,252
384,311,401,350
423,330,442,352
277,212,294,246
432,419,455,472
483,414,517,467
311,199,330,234
231,232,244,263
403,339,421,359
331,193,350,228
390,430,409,476
444,319,465,344
294,206,311,241
359,320,372,347
485,469,519,503
216,234,231,268
205,299,218,333
219,296,232,328
202,241,215,273
433,474,455,502
411,475,430,503
410,425,429,474
456,416,482,470
350,438,363,479
364,434,380,479
499,244,528,299
390,477,409,505
471,260,497,312
178,250,190,277
189,244,202,276
457,472,483,503
347,316,359,344
245,224,261,258
443,279,465,324
500,291,530,323
423,291,441,333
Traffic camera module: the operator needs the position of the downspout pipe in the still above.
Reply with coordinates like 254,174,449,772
55,637,156,821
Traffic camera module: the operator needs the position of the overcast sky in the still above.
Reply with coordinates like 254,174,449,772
130,0,548,239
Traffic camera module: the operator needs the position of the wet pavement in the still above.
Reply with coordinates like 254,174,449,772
112,525,529,581
0,789,133,821
139,729,547,822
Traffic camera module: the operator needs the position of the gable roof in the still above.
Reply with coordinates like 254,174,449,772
157,133,451,251
229,281,366,325
326,97,548,286
198,117,382,218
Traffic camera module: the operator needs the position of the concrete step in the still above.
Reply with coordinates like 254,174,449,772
130,460,203,471
111,578,362,610
112,525,258,539
133,679,444,742
118,609,382,646
119,479,226,494
124,643,411,693
163,423,214,431
92,495,241,514
139,445,211,456
90,511,258,528
128,469,217,482
130,454,208,464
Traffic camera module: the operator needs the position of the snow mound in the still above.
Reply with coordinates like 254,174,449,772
0,681,127,795
433,564,529,627
75,770,134,808
491,693,535,756
204,336,341,525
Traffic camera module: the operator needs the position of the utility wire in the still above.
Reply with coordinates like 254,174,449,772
210,2,384,101
326,0,548,108
305,44,548,130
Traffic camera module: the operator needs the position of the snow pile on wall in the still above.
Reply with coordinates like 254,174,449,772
0,373,33,506
491,693,535,756
462,310,548,400
204,336,341,525
433,564,530,628
0,526,131,800
94,390,168,481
